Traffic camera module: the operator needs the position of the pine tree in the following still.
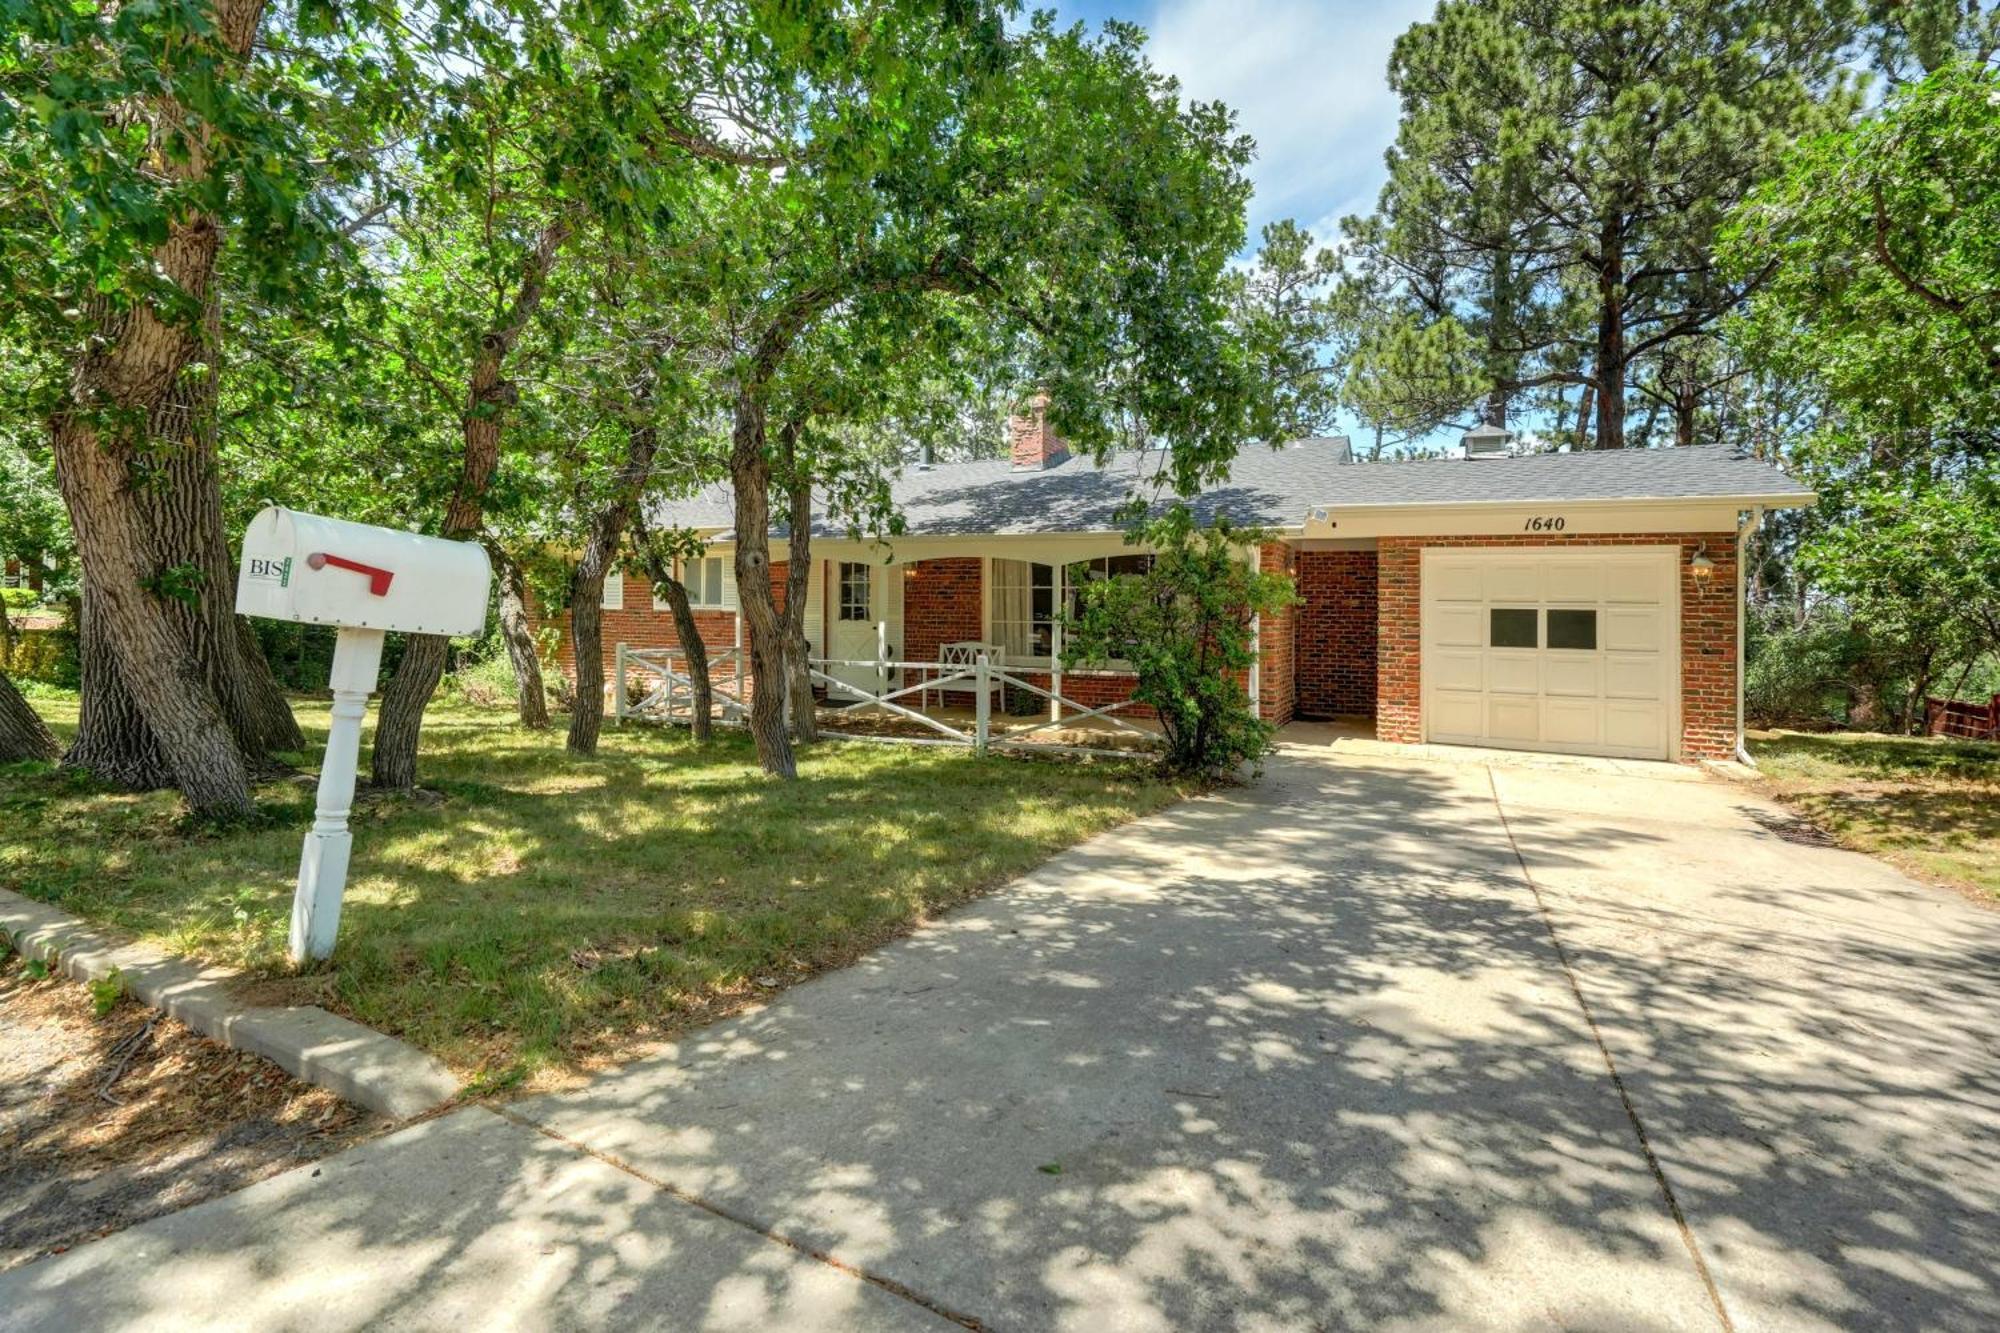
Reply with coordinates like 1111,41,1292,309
1342,0,1859,447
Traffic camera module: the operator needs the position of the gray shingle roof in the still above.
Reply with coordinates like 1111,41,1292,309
649,440,1812,539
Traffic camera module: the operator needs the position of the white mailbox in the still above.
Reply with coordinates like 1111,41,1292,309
235,507,492,965
237,507,490,637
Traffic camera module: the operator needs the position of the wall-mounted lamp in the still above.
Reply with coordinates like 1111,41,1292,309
1689,543,1717,583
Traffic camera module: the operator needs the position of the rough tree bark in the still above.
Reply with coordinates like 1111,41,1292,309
489,545,549,729
778,428,817,746
0,671,56,764
45,0,273,816
729,387,796,778
566,418,660,756
1592,212,1628,450
632,516,713,742
138,373,301,758
370,219,570,790
64,587,171,786
0,602,58,763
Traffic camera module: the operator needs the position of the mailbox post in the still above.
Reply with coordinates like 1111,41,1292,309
236,507,491,963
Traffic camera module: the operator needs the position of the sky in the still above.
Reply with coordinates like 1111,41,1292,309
1050,0,1437,248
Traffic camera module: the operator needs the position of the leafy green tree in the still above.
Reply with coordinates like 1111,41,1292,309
1065,511,1297,778
1342,0,1859,449
709,11,1257,777
1725,59,2000,729
0,0,398,809
1228,220,1345,443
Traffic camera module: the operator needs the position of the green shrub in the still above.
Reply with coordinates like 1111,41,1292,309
1,587,39,610
1066,510,1297,779
1745,605,1861,728
2,624,78,687
445,651,520,710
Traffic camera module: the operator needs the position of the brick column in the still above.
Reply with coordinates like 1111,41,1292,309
1375,539,1423,742
1257,542,1296,726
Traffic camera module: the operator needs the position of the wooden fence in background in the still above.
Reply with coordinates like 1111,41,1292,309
1925,693,2000,742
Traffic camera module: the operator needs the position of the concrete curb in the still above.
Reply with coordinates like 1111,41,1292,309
0,888,459,1120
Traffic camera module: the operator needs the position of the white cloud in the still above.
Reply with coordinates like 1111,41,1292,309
1141,0,1432,246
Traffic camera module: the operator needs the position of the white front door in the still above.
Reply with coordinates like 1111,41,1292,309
1421,547,1677,760
827,560,892,699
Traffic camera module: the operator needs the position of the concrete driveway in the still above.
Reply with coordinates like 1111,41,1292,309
4,748,1996,1331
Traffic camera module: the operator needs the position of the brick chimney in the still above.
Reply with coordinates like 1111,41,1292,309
1009,393,1071,471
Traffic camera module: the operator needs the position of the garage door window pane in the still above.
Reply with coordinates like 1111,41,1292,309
1548,608,1597,650
1489,608,1538,648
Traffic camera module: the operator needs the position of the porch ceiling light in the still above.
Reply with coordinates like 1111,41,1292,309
1689,544,1717,582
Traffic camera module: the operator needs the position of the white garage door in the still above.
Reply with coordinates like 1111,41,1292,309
1422,547,1677,760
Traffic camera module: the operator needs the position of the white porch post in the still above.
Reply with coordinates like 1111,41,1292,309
975,653,992,755
1051,562,1065,723
614,642,628,724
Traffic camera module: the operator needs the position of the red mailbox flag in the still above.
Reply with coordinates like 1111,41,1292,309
307,551,396,597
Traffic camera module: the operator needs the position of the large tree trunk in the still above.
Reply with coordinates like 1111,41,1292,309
729,391,796,778
64,588,172,787
53,417,254,815
567,420,660,756
779,437,817,746
0,671,56,764
137,323,300,757
371,220,569,790
66,367,301,782
43,0,269,817
1593,214,1627,450
0,602,57,764
490,546,549,729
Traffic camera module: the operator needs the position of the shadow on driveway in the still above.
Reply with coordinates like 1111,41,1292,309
4,753,1996,1331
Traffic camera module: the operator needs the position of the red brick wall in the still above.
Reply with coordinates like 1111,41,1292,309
539,565,787,686
1374,534,1739,760
1294,549,1378,719
901,559,984,670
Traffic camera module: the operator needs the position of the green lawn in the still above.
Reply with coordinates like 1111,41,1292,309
1748,728,2000,905
2,693,1179,1089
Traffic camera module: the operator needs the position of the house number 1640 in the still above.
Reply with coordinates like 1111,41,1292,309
1523,515,1567,532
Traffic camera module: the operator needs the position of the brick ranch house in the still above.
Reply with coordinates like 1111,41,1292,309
551,407,1812,763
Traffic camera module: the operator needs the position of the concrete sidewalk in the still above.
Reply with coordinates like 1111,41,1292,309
4,751,1995,1331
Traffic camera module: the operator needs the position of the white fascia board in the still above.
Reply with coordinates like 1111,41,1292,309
1303,493,1812,539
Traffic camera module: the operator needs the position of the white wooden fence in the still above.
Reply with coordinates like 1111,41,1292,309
613,642,1156,758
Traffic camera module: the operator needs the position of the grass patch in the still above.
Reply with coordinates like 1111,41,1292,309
3,692,1181,1086
1748,728,2000,904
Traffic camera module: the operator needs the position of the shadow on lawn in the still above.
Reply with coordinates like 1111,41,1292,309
12,753,1995,1329
1753,729,2000,781
3,714,1173,1080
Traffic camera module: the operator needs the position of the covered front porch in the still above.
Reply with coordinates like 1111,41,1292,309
613,638,1162,757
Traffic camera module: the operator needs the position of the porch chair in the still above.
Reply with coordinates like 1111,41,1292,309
927,641,1007,714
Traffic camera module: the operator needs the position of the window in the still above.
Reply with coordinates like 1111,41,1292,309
1489,607,1538,649
1065,553,1152,617
991,559,1055,660
1547,608,1598,650
838,561,873,622
599,574,624,610
659,556,728,610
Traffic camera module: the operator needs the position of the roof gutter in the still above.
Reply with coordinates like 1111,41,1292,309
1309,490,1815,517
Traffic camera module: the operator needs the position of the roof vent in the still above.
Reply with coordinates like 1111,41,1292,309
1461,422,1514,459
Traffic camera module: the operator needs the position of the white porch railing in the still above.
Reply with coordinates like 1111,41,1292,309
614,643,1156,758
616,644,749,726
